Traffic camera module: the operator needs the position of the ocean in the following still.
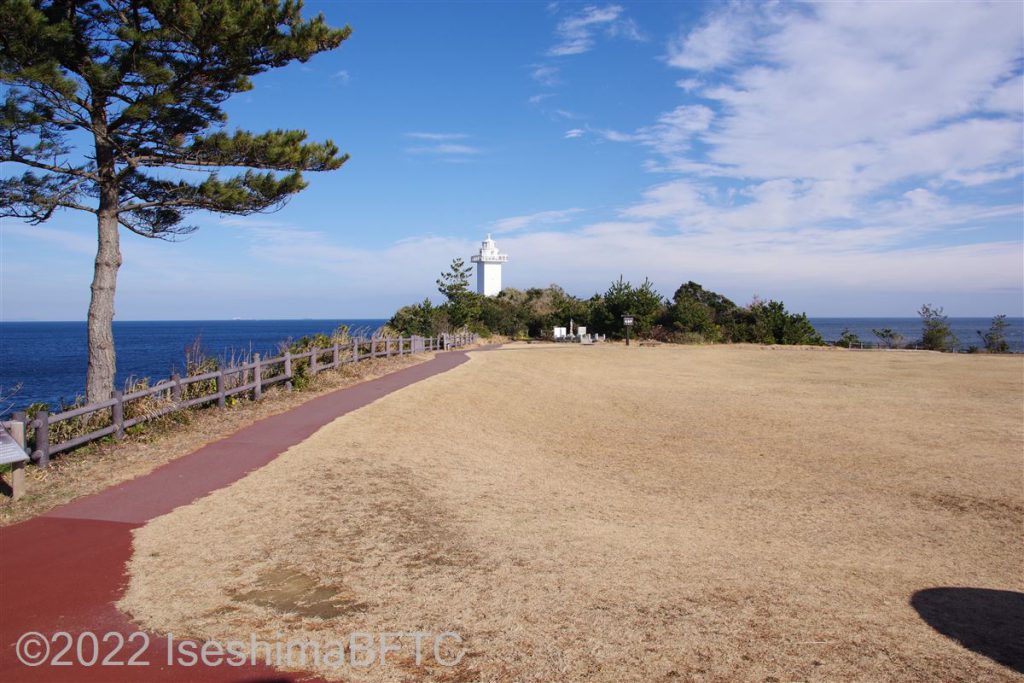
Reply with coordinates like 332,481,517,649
0,317,1020,413
0,319,387,412
808,317,1024,352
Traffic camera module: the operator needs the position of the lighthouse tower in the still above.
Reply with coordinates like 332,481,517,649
470,234,508,296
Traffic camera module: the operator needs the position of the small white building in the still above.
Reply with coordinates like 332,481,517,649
470,234,508,296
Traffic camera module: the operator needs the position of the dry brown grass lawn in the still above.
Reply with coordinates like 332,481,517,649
120,344,1024,682
0,353,432,526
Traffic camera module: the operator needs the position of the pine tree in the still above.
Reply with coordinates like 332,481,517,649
436,258,478,329
977,314,1010,353
1,0,351,402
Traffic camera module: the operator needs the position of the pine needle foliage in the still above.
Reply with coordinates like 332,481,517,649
1,0,351,236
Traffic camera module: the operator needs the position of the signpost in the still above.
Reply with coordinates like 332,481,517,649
622,314,634,346
0,421,29,500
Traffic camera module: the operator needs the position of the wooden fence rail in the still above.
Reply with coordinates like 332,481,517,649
10,332,475,468
824,341,928,350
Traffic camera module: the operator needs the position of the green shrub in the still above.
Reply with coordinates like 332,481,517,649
919,304,959,352
977,314,1010,353
836,328,862,348
872,328,904,349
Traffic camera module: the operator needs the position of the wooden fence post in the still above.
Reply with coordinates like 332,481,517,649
253,354,263,400
33,410,49,468
354,337,361,363
7,417,26,500
171,372,182,403
310,347,319,376
284,351,293,391
216,370,226,408
111,390,125,439
333,343,339,368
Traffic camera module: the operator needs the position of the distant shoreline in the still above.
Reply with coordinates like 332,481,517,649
2,316,1020,323
0,318,391,323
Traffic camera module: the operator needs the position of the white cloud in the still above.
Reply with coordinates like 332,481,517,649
549,5,622,56
564,128,585,139
490,208,584,234
530,64,560,86
404,133,481,158
0,223,97,255
602,1,1023,256
528,93,555,105
608,17,645,43
600,105,714,156
8,212,1017,319
491,224,1023,307
332,69,351,84
548,4,643,57
406,143,481,156
230,220,474,300
7,3,1019,320
666,4,765,70
984,75,1024,114
405,132,470,141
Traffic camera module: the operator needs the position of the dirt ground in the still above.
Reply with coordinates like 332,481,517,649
120,344,1023,682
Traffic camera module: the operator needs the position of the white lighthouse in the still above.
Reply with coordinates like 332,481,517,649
470,234,508,296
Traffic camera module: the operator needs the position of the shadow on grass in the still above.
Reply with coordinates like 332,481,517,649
911,587,1023,672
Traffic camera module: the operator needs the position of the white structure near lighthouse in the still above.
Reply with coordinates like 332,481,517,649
470,234,508,296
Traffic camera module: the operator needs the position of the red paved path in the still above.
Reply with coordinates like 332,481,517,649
0,349,475,682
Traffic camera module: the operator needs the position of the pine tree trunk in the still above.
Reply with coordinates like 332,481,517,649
86,112,122,405
85,211,121,404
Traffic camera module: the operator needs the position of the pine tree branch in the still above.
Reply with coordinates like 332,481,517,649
3,0,350,236
0,149,98,180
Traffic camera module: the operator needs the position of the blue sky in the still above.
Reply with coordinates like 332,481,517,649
2,0,1022,320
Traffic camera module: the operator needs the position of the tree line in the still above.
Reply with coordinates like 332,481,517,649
837,308,1013,353
391,260,1017,353
387,259,826,346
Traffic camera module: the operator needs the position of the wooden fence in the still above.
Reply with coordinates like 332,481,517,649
824,341,929,350
8,332,475,468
